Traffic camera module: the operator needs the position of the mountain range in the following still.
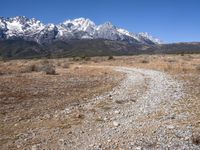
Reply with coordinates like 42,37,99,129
0,16,199,59
0,16,161,45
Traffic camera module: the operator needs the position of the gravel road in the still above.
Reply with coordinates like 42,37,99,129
30,67,200,149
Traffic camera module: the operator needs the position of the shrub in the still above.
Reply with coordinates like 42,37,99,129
196,65,200,71
167,59,176,63
62,63,70,69
181,53,185,56
0,71,4,76
0,56,3,61
29,64,37,72
108,55,114,60
72,57,80,61
57,62,61,66
192,134,200,145
40,59,50,65
20,64,37,73
41,64,56,75
84,57,91,61
79,55,91,61
35,61,57,75
140,60,149,63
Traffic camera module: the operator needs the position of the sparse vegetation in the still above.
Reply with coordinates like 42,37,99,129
115,100,124,104
72,57,80,61
192,134,200,145
95,117,104,122
62,63,70,69
140,59,149,63
19,60,57,75
27,64,37,72
40,59,50,65
196,65,200,71
84,57,91,61
57,61,61,66
41,64,56,75
96,101,111,111
0,54,199,149
0,71,4,76
108,55,114,60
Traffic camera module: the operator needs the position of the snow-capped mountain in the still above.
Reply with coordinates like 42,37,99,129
0,16,162,44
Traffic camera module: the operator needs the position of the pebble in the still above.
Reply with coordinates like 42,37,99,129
167,125,175,129
113,121,120,127
31,144,41,150
135,146,143,150
104,117,108,121
58,139,64,145
114,110,120,114
75,113,82,118
89,144,94,147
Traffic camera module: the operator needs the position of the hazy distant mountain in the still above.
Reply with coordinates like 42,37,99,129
0,16,161,44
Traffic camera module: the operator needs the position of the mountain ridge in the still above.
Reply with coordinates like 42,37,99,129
0,16,199,59
0,39,199,59
0,16,162,44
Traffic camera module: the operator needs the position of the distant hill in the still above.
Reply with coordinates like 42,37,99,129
0,39,199,59
151,42,200,54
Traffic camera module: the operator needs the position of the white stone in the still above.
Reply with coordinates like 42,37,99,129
135,146,142,150
167,125,175,129
114,110,120,114
113,121,120,127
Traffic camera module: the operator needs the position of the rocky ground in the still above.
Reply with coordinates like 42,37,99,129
0,55,200,150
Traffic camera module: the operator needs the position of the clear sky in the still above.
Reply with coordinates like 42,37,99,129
0,0,200,43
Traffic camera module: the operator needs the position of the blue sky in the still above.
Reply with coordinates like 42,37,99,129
0,0,200,43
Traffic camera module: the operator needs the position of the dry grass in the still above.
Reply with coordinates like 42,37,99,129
192,133,200,145
90,54,200,74
95,101,112,111
94,117,104,122
0,59,123,148
62,62,70,69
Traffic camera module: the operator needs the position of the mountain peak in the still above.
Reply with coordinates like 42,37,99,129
63,17,95,26
62,17,96,33
138,32,162,44
101,21,115,27
0,16,161,44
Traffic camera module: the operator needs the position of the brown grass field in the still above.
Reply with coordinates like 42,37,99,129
0,54,200,149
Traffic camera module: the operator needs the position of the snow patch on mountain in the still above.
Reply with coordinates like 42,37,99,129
138,32,162,44
0,16,162,44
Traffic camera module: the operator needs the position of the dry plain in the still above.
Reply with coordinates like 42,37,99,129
0,54,200,150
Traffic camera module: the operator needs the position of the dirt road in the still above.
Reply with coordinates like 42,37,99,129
46,66,198,150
